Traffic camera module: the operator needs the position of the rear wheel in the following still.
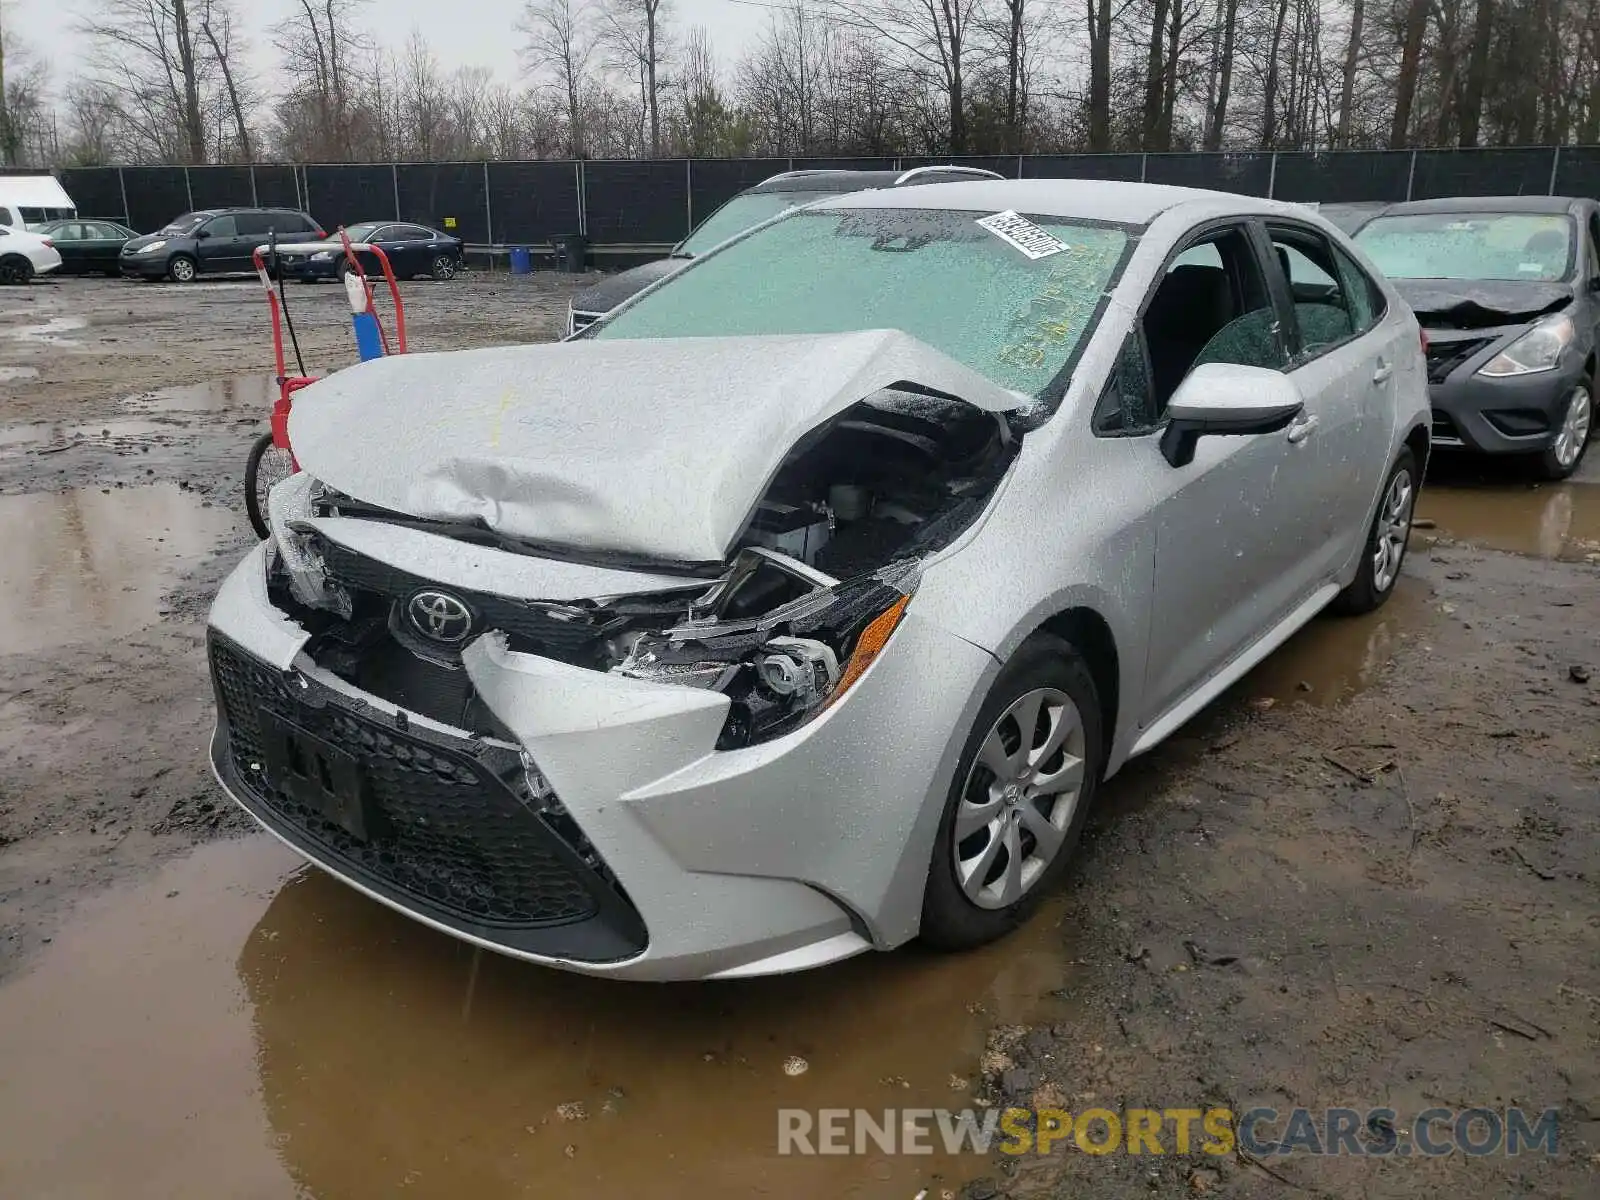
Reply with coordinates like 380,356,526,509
167,254,197,283
1534,381,1592,481
430,254,458,281
0,255,34,285
920,633,1103,951
244,432,295,539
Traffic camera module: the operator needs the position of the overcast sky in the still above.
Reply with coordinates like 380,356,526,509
9,0,773,93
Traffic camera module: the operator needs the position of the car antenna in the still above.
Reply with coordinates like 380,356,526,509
272,230,309,379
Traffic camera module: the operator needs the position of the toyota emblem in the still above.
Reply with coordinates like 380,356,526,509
406,590,475,645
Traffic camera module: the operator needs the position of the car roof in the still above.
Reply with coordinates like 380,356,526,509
1369,195,1584,216
750,167,1003,194
812,177,1288,225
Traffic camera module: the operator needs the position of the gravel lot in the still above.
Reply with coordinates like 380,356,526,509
0,270,1595,1200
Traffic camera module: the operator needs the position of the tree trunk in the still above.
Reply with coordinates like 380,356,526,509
1261,0,1289,147
646,0,660,155
1204,0,1238,150
1087,0,1112,150
1160,0,1182,149
1390,0,1429,148
171,0,207,162
1007,0,1022,152
200,15,253,161
1336,0,1364,147
1142,0,1170,149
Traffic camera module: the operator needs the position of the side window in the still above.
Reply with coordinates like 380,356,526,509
233,213,279,237
1587,214,1600,280
1143,224,1285,411
1093,331,1158,435
399,225,434,239
19,206,47,224
202,214,238,238
1266,224,1357,360
368,226,398,243
1331,244,1385,334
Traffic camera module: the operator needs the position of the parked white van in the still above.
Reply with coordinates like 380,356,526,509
0,175,78,230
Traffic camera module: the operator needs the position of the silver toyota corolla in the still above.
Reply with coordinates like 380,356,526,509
208,180,1430,981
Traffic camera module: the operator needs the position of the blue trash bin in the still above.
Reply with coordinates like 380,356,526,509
509,246,532,275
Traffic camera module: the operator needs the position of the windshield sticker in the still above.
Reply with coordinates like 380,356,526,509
1518,262,1545,273
977,210,1068,261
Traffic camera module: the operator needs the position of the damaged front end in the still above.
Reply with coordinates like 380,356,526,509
266,383,1017,751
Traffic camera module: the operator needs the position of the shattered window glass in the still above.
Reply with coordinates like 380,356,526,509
597,208,1132,397
1356,212,1574,282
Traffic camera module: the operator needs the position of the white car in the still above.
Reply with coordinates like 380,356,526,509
209,180,1430,981
0,226,63,284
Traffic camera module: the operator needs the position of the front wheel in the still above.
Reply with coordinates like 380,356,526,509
167,254,197,283
1534,381,1592,481
244,433,295,539
430,254,458,281
920,633,1104,951
1332,448,1417,615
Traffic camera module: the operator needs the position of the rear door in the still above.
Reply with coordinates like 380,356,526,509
1260,220,1398,580
84,223,127,272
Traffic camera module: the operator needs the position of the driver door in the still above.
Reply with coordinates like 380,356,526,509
1134,222,1326,723
195,214,241,273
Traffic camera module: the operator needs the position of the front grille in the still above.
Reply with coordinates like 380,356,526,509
314,536,605,664
209,632,646,958
1424,336,1493,384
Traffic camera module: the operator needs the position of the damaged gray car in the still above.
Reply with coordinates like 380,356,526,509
208,180,1430,980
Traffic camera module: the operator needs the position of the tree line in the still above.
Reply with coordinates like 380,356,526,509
2,0,1598,168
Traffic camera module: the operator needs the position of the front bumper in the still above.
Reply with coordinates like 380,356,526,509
207,540,994,979
1426,333,1587,454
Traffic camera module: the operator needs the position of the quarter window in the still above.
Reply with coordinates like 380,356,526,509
1093,331,1158,434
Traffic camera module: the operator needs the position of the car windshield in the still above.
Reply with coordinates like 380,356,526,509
594,207,1132,397
1355,212,1574,282
160,213,208,235
678,190,841,256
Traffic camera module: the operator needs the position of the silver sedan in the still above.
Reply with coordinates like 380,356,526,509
208,179,1430,980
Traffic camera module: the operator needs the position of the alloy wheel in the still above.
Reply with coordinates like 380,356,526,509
170,257,196,282
953,687,1086,910
432,255,457,281
1372,467,1414,594
1553,386,1592,469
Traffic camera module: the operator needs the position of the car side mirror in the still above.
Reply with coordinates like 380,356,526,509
194,228,210,239
1159,363,1305,468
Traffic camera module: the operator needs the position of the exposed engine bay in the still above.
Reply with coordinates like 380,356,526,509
267,387,1017,751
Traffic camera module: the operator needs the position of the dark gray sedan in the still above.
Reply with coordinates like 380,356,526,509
1354,195,1597,479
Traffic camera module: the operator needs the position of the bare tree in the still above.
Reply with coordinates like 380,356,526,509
520,0,596,156
831,0,986,152
196,0,255,161
599,0,667,154
274,0,370,160
77,0,212,162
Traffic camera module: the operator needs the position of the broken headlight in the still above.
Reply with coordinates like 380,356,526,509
617,561,916,750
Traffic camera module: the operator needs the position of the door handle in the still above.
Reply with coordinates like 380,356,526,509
1286,414,1320,444
1372,360,1394,384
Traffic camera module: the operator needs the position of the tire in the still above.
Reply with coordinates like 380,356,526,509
1331,448,1418,616
430,254,458,282
0,255,34,285
167,254,198,283
1533,380,1592,481
244,433,295,540
920,633,1104,951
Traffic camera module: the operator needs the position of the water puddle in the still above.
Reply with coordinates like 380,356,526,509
1238,577,1430,707
1,314,89,347
0,482,241,655
123,375,279,415
1416,483,1600,562
0,836,1077,1199
0,418,179,449
0,365,39,383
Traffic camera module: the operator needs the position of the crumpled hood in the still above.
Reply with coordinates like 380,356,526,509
288,330,1025,565
1393,278,1574,329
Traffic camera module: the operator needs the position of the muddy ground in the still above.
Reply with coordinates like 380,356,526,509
0,273,1596,1200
